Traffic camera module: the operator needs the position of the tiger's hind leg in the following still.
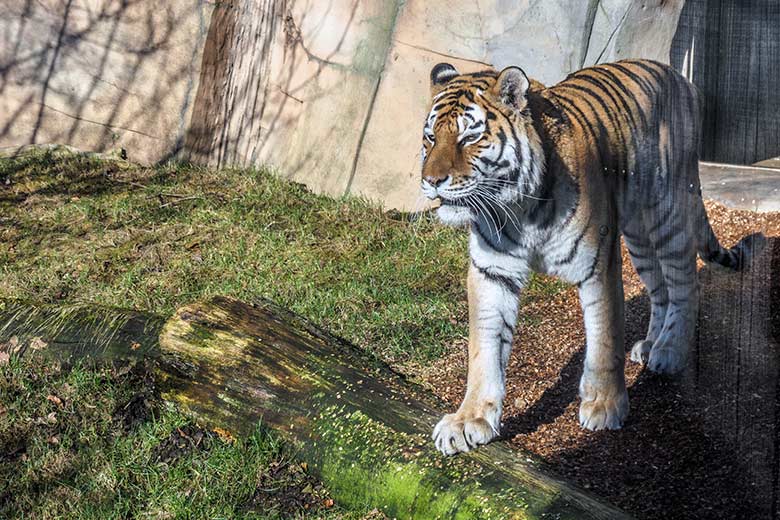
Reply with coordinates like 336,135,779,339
643,201,699,374
623,219,669,365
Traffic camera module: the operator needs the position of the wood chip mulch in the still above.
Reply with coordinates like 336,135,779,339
413,200,780,519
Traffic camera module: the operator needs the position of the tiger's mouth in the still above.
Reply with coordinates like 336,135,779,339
439,197,470,207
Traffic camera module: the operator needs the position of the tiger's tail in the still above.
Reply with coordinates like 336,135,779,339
695,199,766,271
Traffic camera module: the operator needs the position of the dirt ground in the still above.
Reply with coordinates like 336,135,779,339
416,200,780,520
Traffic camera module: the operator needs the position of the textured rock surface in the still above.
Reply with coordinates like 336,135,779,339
1,0,686,209
0,1,211,163
583,0,685,67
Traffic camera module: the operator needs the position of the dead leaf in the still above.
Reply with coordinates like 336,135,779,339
29,337,48,351
212,427,235,443
115,364,133,376
46,395,63,407
323,498,334,508
34,412,57,426
130,342,141,351
0,352,9,366
5,336,20,354
48,435,60,445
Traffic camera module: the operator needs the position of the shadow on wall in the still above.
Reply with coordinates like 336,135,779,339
1,1,688,210
183,0,399,201
502,238,780,520
0,0,207,163
185,0,354,167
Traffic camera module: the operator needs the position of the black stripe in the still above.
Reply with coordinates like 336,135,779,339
575,231,608,287
582,71,640,136
610,63,656,101
650,285,666,298
591,66,648,130
554,215,592,266
629,61,668,91
557,82,627,169
472,218,520,250
654,220,682,249
635,263,652,277
554,92,611,169
471,259,523,294
477,156,510,169
576,74,639,164
501,316,514,333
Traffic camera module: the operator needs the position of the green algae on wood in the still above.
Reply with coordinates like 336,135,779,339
157,296,631,520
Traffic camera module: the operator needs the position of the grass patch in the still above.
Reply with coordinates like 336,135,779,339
0,150,568,363
0,354,361,519
0,151,472,363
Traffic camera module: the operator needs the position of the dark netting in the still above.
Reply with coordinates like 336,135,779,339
672,0,780,165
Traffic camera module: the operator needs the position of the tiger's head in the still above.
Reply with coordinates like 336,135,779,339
420,63,545,227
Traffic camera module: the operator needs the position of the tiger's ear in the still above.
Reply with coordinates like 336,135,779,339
430,63,459,96
491,66,530,110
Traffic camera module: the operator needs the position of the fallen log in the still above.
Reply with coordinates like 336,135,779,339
0,298,162,362
0,296,630,519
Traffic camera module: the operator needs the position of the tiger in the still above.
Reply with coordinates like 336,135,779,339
420,59,766,456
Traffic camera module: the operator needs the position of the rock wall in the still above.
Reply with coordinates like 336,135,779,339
184,0,400,198
1,0,685,209
349,0,685,208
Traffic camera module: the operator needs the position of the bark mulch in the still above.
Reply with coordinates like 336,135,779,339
414,200,780,520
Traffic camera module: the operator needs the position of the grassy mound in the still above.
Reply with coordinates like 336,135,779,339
0,150,568,518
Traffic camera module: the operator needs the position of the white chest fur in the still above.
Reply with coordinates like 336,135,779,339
468,219,599,287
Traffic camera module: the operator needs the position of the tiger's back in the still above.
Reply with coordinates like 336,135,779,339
535,60,700,220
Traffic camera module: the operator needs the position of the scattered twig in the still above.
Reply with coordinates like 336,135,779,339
159,196,202,208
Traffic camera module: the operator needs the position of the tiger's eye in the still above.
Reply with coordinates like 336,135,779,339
461,134,481,145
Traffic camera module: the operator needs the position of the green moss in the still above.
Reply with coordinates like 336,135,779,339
308,407,532,519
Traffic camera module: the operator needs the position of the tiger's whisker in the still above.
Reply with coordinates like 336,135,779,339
467,193,502,242
473,187,522,234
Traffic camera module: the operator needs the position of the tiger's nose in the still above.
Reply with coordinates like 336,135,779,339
424,175,450,187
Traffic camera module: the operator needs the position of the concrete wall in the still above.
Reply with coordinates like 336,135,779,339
1,0,685,209
0,1,211,163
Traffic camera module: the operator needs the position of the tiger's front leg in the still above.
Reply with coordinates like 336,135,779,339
433,260,525,455
577,231,629,430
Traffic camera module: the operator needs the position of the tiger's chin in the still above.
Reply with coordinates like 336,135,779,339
436,203,473,227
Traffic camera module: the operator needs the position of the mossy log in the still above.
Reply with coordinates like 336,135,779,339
0,296,630,519
158,296,629,519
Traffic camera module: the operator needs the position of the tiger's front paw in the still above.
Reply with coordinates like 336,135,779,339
432,412,499,456
578,388,629,431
